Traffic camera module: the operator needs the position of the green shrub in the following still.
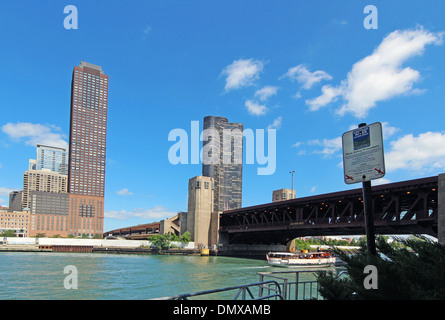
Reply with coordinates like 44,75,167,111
317,235,445,300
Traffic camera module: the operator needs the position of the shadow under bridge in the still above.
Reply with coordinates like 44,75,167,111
219,176,439,245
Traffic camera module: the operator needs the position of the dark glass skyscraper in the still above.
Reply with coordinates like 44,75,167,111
202,116,243,212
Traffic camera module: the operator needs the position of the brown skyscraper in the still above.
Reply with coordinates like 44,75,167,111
67,61,108,237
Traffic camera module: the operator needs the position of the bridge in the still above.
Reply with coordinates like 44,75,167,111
104,222,160,240
219,175,444,245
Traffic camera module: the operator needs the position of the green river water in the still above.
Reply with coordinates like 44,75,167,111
0,252,332,300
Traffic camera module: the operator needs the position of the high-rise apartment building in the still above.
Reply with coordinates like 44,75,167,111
67,61,108,237
22,164,68,210
18,148,68,236
202,116,243,212
36,144,68,175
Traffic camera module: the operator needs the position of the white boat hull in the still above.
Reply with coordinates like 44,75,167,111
267,257,336,268
266,251,339,268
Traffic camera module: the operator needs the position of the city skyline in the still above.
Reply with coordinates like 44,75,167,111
1,1,445,233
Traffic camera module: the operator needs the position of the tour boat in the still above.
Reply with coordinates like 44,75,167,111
266,250,337,268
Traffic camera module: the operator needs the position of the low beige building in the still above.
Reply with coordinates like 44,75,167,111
272,188,296,202
0,208,31,237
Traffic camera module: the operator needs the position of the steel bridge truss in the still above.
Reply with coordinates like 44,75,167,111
219,176,438,244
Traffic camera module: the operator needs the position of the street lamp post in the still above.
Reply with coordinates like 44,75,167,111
289,170,295,199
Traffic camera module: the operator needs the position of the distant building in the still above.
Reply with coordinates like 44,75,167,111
202,116,243,212
187,176,218,248
8,191,22,212
272,189,296,202
0,208,30,237
28,159,36,171
28,191,69,237
16,144,69,237
160,213,182,237
22,165,68,210
36,144,68,175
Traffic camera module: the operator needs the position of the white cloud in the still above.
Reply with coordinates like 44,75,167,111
104,205,176,221
245,99,268,116
333,19,348,25
293,92,302,99
0,187,16,197
267,116,282,130
385,131,445,172
2,122,68,149
303,122,398,159
308,137,342,157
143,26,152,39
372,178,391,186
143,26,152,35
306,27,443,118
306,85,342,111
302,128,445,178
0,187,19,206
222,58,264,91
282,64,332,89
381,122,400,139
254,86,279,101
116,188,133,196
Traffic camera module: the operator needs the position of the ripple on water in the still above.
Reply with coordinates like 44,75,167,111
0,252,316,300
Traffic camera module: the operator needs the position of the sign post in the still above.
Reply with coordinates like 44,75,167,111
342,122,385,256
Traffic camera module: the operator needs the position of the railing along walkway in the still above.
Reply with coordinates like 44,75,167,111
152,269,347,300
151,280,284,300
258,270,323,300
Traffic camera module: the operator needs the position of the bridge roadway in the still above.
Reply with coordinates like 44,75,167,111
219,176,442,245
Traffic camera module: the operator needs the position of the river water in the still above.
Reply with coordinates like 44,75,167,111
0,252,330,300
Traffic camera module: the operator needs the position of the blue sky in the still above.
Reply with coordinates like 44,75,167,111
1,1,445,232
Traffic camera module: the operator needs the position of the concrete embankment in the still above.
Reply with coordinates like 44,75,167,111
92,247,203,255
0,244,51,252
0,244,206,255
0,237,199,255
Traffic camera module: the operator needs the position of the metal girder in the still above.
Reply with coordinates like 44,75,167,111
219,176,438,245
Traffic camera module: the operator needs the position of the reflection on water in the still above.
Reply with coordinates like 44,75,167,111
0,252,331,300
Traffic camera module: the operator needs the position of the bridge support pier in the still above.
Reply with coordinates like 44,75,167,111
438,174,445,245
